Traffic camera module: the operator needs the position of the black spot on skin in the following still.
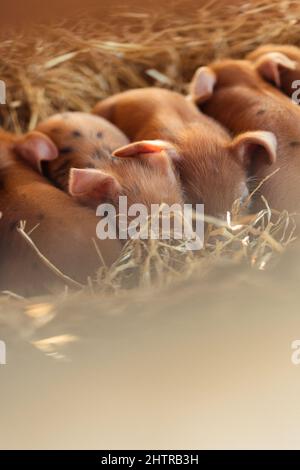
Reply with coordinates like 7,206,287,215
72,130,82,138
97,131,103,138
50,127,63,134
59,146,73,154
290,141,300,147
37,213,45,221
256,109,266,116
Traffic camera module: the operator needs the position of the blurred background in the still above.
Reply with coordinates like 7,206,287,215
1,254,300,450
1,0,244,30
1,0,201,28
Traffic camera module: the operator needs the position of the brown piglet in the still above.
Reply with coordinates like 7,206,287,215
189,58,300,217
93,87,276,218
0,130,121,296
34,110,184,215
246,44,300,101
36,112,129,192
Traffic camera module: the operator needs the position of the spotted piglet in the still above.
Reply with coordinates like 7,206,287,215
27,112,185,217
36,112,129,191
0,130,122,295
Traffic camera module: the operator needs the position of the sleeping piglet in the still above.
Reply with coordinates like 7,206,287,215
189,58,300,217
93,87,276,218
19,114,184,231
36,112,129,191
0,130,121,296
246,44,299,101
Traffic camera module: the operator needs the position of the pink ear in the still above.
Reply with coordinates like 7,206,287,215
113,139,177,157
231,130,277,168
112,140,179,175
255,52,296,87
15,131,58,172
69,168,121,206
189,66,217,104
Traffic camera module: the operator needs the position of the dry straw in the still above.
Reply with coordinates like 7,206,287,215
0,0,299,297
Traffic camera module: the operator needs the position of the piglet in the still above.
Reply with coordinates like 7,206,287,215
20,115,184,228
0,130,121,296
189,58,300,217
93,87,276,218
246,44,299,100
36,112,129,192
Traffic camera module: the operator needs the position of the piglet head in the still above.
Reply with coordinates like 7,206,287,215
202,130,277,217
189,60,272,105
14,131,58,173
190,55,296,105
69,142,183,210
68,139,177,207
189,61,264,105
253,51,296,88
113,132,277,217
176,124,277,217
189,64,279,169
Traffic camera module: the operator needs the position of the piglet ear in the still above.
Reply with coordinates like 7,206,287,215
254,52,296,87
69,168,121,207
113,140,174,156
15,131,58,173
189,66,217,104
112,140,179,176
231,130,277,169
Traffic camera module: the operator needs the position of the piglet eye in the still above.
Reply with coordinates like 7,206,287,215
97,131,103,139
72,130,82,138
